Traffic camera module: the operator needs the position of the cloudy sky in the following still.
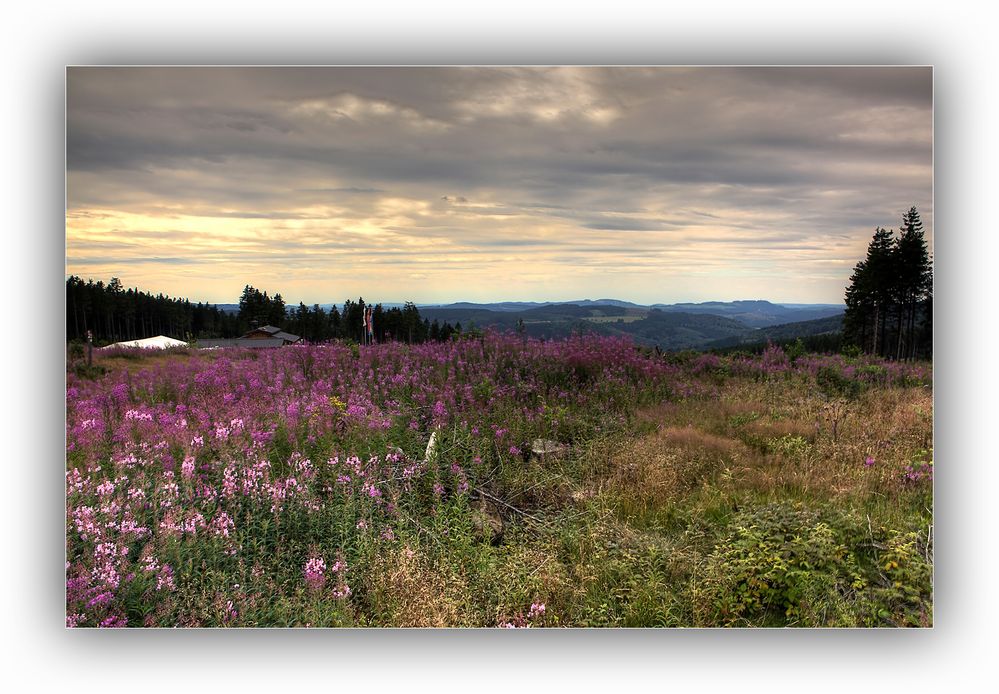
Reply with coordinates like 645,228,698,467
66,66,932,305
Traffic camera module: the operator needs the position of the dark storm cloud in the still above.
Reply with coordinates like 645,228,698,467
66,66,932,304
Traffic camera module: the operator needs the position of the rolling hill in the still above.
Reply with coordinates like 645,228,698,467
703,313,845,350
419,303,840,351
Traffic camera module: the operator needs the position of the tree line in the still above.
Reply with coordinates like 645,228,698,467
239,285,462,344
66,276,240,343
843,207,932,360
66,276,462,345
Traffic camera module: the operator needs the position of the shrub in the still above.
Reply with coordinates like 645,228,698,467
68,341,86,360
695,502,933,627
785,338,806,364
695,504,866,626
855,364,888,385
816,366,863,400
871,530,933,626
72,363,108,379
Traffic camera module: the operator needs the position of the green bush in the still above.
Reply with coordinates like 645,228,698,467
855,364,888,385
68,341,85,360
696,504,866,626
72,363,108,380
871,530,933,626
785,338,806,364
694,503,932,627
816,366,863,400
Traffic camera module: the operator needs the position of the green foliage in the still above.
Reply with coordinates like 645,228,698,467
841,344,863,359
693,502,933,627
871,530,933,626
816,365,864,400
66,274,238,343
663,350,699,366
68,341,85,360
843,208,932,359
785,338,806,363
728,411,761,427
767,434,810,459
856,364,888,380
696,504,867,626
72,363,109,380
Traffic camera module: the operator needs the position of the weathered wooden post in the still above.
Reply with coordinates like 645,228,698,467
86,329,93,367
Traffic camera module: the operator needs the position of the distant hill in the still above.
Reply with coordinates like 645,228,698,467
422,298,648,312
220,297,844,351
422,301,549,312
704,313,845,350
422,304,759,350
650,300,843,329
604,310,753,350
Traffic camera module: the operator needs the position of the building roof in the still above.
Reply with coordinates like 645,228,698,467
196,338,286,349
240,325,300,342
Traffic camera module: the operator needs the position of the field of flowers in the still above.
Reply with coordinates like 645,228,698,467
66,334,933,627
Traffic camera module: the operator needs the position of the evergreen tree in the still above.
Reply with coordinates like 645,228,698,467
844,226,894,354
893,207,932,359
842,207,932,360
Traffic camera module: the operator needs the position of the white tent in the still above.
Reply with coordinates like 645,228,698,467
104,335,189,350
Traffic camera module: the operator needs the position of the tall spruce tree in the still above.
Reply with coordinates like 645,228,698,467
844,226,894,354
843,207,932,360
893,207,932,359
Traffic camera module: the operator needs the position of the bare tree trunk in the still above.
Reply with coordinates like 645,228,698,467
895,299,905,361
879,303,889,358
859,310,867,352
872,303,879,355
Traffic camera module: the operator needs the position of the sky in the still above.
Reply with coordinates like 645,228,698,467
66,66,933,306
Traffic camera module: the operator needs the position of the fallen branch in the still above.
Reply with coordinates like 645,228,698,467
472,486,546,525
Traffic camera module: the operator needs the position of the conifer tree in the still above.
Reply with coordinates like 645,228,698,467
843,207,932,359
893,207,932,359
844,226,894,354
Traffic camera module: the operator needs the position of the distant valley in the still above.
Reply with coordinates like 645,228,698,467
417,300,844,351
210,298,844,352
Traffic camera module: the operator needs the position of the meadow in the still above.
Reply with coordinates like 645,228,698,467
65,334,932,627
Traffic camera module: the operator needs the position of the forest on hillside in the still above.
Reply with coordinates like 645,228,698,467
65,278,461,346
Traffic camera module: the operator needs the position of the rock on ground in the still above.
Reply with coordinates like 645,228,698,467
470,496,504,545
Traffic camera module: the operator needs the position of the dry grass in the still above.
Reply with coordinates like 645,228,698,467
743,418,817,442
363,547,472,627
609,379,933,510
607,425,750,507
94,350,199,374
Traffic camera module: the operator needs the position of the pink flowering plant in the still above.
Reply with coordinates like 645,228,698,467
65,334,932,627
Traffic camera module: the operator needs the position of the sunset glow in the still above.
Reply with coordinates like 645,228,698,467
67,66,933,305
